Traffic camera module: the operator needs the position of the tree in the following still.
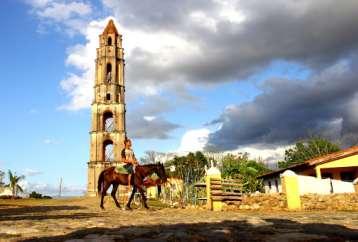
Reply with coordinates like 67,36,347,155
5,170,25,198
165,152,209,205
166,151,208,184
0,170,5,187
140,150,163,164
221,154,270,192
278,137,340,168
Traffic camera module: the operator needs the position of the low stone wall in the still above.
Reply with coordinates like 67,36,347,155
224,193,358,211
301,193,358,210
225,193,286,211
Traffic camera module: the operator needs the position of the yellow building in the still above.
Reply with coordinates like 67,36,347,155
259,146,358,193
87,20,127,196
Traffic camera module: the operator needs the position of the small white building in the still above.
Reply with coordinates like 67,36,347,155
0,187,12,196
258,146,358,194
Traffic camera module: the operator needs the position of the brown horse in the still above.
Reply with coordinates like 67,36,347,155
97,163,167,209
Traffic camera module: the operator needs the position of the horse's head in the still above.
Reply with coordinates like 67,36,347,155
155,162,167,183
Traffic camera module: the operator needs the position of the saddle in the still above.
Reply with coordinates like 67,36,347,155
114,164,130,174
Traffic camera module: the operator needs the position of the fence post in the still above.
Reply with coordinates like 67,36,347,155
354,178,358,193
281,170,301,210
206,166,222,211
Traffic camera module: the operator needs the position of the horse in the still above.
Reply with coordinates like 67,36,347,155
97,163,167,210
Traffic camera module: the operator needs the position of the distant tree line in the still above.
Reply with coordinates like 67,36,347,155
278,137,340,168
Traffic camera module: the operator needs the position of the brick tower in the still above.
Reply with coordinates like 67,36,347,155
87,20,126,196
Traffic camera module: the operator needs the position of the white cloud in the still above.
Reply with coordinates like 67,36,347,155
26,0,50,8
59,72,93,110
143,116,156,122
177,128,211,152
59,18,111,110
189,1,246,32
232,145,288,168
190,11,218,32
43,138,60,144
36,2,91,21
216,0,246,24
23,168,43,177
25,0,93,35
20,180,85,196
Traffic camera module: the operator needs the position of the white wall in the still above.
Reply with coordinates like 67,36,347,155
297,175,331,195
296,173,354,195
331,179,355,193
263,172,355,194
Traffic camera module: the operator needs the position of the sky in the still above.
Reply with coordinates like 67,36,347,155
1,0,358,196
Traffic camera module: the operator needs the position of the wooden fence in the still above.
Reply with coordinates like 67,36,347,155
210,178,243,204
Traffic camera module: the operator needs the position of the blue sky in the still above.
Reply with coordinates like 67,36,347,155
1,0,357,195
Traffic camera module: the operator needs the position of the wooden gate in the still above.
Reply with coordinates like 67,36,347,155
210,178,243,204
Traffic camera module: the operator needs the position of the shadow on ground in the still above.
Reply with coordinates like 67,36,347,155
0,205,90,221
21,218,358,242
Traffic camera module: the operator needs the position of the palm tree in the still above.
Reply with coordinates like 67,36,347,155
0,170,5,187
5,170,25,198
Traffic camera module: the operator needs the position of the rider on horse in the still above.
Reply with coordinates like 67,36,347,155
121,138,138,192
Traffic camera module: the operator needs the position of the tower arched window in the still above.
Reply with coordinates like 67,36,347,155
103,140,114,162
103,111,114,132
107,37,112,46
106,63,112,83
107,63,112,73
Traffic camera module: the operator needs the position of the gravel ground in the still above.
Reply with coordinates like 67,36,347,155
0,197,357,242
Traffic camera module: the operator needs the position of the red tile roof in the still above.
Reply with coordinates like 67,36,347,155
305,145,358,166
258,146,358,179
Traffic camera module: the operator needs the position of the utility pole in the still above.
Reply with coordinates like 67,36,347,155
58,177,63,197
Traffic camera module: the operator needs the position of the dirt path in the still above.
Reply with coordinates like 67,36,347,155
0,197,357,241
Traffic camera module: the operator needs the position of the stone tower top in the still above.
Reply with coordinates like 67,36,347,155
102,19,119,35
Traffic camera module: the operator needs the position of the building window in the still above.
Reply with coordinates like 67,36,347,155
107,63,112,73
103,112,114,132
322,173,333,179
107,37,112,46
106,63,112,83
340,171,355,182
106,93,111,101
103,140,114,162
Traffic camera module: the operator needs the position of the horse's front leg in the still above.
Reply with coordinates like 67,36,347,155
126,186,136,210
137,185,149,209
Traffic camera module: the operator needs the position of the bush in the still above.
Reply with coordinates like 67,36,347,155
0,195,21,199
29,191,52,199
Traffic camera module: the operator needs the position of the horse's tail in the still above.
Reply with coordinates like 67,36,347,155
157,184,161,197
97,170,106,195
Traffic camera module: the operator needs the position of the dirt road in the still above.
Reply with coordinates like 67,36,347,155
0,197,357,241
